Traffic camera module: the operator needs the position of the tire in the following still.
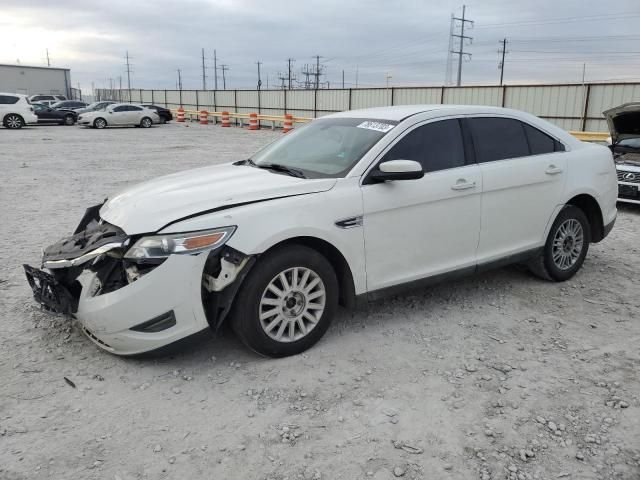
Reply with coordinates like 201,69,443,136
528,205,591,282
140,117,152,128
231,245,338,357
63,114,75,126
160,116,167,124
4,114,24,129
93,118,107,129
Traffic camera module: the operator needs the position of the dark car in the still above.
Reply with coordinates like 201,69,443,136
140,104,173,123
32,103,77,125
51,100,88,111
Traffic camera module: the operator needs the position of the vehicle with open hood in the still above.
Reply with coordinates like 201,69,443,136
24,105,617,357
604,102,640,205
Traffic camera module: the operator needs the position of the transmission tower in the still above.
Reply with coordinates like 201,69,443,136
125,51,132,90
451,5,473,86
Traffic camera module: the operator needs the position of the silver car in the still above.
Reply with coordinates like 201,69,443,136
77,103,159,129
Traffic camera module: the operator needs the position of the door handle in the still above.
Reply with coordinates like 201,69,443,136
545,165,563,175
451,180,476,191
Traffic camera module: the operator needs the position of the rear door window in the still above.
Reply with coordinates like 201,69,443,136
113,106,128,112
0,95,19,104
469,117,530,163
383,119,466,173
522,123,565,153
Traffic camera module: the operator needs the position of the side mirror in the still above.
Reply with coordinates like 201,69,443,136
369,159,424,182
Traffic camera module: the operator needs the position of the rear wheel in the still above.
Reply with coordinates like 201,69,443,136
93,118,107,129
4,114,24,129
140,117,152,128
529,205,591,281
231,245,338,357
63,114,75,126
159,116,167,124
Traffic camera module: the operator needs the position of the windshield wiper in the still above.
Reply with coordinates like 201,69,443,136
256,163,306,178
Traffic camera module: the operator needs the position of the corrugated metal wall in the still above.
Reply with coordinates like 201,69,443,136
96,82,640,131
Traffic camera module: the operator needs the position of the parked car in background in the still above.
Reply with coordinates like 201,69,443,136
28,94,67,106
140,104,173,123
24,105,617,357
77,103,159,129
51,100,87,111
0,93,37,129
75,101,117,114
32,103,77,125
604,103,640,205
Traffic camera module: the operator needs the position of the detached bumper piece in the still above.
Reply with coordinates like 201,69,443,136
23,264,79,314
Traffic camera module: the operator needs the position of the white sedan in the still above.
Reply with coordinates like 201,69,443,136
77,103,159,129
24,105,617,357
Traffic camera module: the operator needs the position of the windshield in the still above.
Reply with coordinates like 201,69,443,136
249,117,397,178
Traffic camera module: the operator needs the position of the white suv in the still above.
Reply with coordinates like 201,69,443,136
0,93,37,129
28,94,67,106
24,105,618,357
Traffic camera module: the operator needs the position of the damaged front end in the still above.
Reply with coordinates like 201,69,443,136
24,204,128,315
24,203,252,355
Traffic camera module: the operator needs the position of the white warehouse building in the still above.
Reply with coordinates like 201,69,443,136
0,64,72,97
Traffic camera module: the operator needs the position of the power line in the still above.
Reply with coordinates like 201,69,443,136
451,5,474,86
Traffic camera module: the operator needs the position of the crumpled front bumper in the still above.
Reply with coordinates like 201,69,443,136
75,252,210,355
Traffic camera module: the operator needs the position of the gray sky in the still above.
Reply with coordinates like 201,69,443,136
2,0,639,92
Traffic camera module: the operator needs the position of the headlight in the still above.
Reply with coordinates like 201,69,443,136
124,226,236,260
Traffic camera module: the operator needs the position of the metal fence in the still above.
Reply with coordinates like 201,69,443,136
96,82,640,132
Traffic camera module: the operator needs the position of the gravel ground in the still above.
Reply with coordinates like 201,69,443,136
1,122,639,480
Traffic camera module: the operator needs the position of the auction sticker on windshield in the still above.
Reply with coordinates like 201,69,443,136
357,121,395,133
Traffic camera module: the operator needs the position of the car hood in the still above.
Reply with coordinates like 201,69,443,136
99,163,337,234
603,102,640,145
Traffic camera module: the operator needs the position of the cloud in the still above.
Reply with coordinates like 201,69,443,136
1,0,639,92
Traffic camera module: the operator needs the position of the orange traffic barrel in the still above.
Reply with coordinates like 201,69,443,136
283,114,293,133
249,113,259,130
177,107,185,123
199,110,208,124
221,111,230,127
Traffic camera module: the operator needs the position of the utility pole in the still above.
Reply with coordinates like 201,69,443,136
213,49,218,90
176,69,182,91
342,70,345,89
256,61,262,90
201,48,207,90
46,48,51,67
498,38,508,85
445,14,454,84
355,66,359,89
287,58,295,90
451,5,473,86
125,51,132,90
220,64,229,90
301,64,313,89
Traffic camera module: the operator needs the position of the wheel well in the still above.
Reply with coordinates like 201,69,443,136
263,237,357,308
566,194,604,242
94,117,106,125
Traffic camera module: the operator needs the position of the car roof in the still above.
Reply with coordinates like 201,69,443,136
1,92,25,97
325,104,537,122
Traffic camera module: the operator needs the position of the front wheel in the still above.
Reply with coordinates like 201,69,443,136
140,117,152,128
93,118,107,129
529,205,591,281
231,245,338,357
4,114,24,129
63,114,75,126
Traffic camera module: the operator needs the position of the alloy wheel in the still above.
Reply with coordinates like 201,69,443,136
6,115,22,129
259,267,326,343
552,218,584,270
